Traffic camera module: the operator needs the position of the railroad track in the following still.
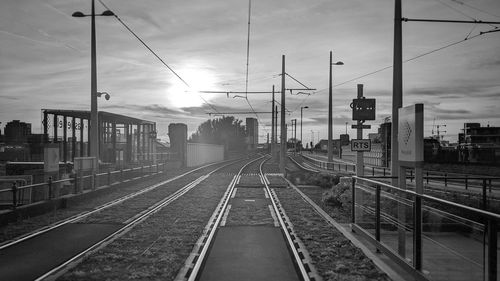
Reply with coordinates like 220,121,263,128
177,155,320,281
0,158,251,281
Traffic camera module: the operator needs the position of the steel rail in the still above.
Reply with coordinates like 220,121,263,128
260,157,313,281
36,158,244,281
0,160,235,251
185,155,267,281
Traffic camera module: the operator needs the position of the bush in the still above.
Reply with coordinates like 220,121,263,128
286,171,339,189
322,177,352,209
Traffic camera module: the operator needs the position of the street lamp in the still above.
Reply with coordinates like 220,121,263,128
73,0,114,165
328,51,344,162
300,106,309,151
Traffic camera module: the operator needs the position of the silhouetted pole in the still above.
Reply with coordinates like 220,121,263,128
300,106,308,150
90,0,98,163
271,85,275,156
275,105,278,145
280,55,286,174
328,51,333,162
392,0,402,186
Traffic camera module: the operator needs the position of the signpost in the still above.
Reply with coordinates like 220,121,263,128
350,84,376,224
351,139,371,152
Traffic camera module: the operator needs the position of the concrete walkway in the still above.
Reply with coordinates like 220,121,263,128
0,223,121,281
198,176,300,281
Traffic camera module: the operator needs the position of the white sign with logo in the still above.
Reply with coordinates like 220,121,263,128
398,104,424,166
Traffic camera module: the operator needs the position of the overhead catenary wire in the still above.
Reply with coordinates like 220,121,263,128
97,0,221,114
332,27,498,88
449,0,500,20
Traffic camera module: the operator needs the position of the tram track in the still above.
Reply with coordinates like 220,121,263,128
0,158,252,281
178,155,319,281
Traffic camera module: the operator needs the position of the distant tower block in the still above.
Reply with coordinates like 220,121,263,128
168,123,187,167
246,117,258,150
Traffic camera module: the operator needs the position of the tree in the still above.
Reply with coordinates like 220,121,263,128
189,116,247,151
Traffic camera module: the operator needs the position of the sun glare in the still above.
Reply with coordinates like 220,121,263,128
166,63,218,108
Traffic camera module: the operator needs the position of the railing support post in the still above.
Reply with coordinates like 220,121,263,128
375,184,381,243
351,177,356,224
445,173,448,187
414,195,422,271
48,176,53,199
483,179,488,210
12,182,17,210
465,175,468,190
107,169,111,186
486,219,498,281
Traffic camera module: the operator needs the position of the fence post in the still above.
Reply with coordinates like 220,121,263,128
444,173,448,187
414,195,422,271
73,171,78,194
426,171,429,184
48,176,53,199
12,182,17,210
375,184,381,243
465,175,468,190
372,167,375,176
351,177,356,224
489,179,492,193
107,169,111,186
486,219,498,281
121,168,124,181
92,173,96,190
483,179,488,210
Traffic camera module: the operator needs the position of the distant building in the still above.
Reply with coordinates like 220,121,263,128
246,118,258,148
4,120,31,143
457,123,500,163
459,123,500,145
339,134,350,146
368,133,380,143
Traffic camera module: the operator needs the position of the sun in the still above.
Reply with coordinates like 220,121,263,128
166,63,218,108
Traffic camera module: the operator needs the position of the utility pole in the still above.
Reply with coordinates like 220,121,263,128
328,51,333,162
280,55,286,174
391,0,403,187
271,85,275,157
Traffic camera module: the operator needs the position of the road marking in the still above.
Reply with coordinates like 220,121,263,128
244,199,255,202
231,188,238,198
268,205,279,227
220,205,232,226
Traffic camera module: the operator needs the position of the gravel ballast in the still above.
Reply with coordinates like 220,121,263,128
275,187,389,281
59,173,235,280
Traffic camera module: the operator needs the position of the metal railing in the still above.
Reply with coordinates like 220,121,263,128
299,153,500,193
0,163,169,210
352,176,500,281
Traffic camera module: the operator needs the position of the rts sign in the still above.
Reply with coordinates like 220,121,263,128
351,139,371,152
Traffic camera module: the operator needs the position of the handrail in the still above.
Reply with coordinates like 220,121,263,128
353,176,500,221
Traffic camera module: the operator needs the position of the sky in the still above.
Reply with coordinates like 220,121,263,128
1,0,499,144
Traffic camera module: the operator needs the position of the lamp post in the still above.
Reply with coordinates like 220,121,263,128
300,106,308,151
72,0,114,165
328,51,344,162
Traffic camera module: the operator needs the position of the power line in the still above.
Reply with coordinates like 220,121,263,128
449,0,500,20
245,0,251,98
284,73,314,90
333,27,496,88
97,0,220,114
